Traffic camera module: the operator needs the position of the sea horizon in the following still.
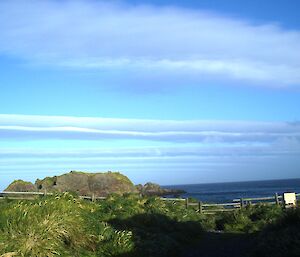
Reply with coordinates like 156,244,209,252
162,177,300,187
163,178,300,203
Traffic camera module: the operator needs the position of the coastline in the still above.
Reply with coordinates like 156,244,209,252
163,178,300,203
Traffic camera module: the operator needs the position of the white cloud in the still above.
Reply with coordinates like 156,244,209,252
1,114,300,188
0,144,298,158
0,0,300,86
0,114,300,143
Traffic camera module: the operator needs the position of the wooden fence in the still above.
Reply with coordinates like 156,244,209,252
1,191,299,214
0,191,106,201
159,193,300,214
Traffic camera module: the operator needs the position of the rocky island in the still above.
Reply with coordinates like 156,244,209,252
136,182,185,196
4,171,185,197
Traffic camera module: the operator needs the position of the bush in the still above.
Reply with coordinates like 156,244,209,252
253,208,300,257
216,204,283,233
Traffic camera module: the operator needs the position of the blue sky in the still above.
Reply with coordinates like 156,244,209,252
0,0,300,189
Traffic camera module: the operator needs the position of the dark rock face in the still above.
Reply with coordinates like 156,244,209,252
35,171,138,196
137,182,185,196
4,180,36,192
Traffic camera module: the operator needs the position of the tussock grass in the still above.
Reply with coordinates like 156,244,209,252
0,194,298,257
0,193,94,256
0,194,205,257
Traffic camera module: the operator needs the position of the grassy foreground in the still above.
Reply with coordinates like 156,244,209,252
0,193,299,257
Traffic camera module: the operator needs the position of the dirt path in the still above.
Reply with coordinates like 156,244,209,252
183,231,255,257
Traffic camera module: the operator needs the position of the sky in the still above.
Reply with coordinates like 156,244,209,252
1,0,300,189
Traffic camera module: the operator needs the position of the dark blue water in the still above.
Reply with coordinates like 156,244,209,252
164,178,300,203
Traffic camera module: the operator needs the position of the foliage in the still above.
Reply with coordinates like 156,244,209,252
216,204,283,233
0,194,205,257
0,194,95,256
1,194,298,257
253,208,300,257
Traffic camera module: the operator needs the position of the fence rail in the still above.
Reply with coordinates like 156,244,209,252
160,197,186,202
1,191,50,195
1,191,299,214
162,192,299,213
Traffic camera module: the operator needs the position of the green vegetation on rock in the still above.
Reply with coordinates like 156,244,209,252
34,171,138,196
4,171,183,198
4,180,36,192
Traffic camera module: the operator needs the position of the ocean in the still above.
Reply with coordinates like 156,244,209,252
164,178,300,203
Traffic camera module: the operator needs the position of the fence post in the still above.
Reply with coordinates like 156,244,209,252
275,193,279,206
198,201,203,214
185,198,189,209
92,193,95,202
44,189,47,197
240,198,244,208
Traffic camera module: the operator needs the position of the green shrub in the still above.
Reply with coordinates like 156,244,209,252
216,204,283,233
253,208,300,257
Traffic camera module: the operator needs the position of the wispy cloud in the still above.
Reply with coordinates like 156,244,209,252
1,144,299,159
0,0,300,87
0,114,300,143
1,114,300,188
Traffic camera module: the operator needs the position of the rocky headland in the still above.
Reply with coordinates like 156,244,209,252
4,171,185,197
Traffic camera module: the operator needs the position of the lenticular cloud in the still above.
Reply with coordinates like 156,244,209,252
0,114,299,143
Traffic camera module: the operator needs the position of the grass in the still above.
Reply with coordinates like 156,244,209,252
0,194,206,257
0,194,299,257
0,193,93,256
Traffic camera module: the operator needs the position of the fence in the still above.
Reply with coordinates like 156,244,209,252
1,191,299,214
161,192,300,214
0,191,105,201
